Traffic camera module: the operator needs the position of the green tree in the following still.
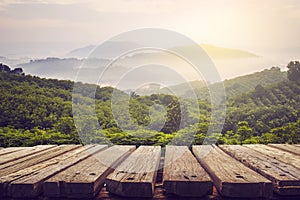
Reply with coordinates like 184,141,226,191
236,121,253,141
161,99,181,133
253,84,266,98
287,61,300,84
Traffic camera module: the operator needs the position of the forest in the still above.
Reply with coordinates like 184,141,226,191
0,61,299,147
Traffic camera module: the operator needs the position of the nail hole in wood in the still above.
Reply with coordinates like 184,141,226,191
279,174,286,176
127,177,134,180
89,172,96,176
236,175,244,179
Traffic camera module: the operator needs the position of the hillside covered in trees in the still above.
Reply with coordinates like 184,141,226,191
0,62,299,147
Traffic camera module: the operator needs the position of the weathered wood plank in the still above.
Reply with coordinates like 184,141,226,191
0,145,81,177
0,145,92,197
193,145,273,198
163,145,212,197
0,147,25,156
268,144,300,156
220,145,300,195
245,144,300,169
0,145,56,165
4,145,107,198
43,145,136,198
106,146,161,197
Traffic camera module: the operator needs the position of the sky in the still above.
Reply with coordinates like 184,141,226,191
0,0,300,56
0,0,300,83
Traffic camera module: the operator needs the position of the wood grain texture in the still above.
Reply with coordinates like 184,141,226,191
0,145,56,165
0,145,81,177
163,145,212,197
220,145,300,195
5,145,107,198
43,145,135,198
106,146,161,197
0,145,91,197
193,145,273,198
268,144,300,156
0,147,25,156
245,144,300,169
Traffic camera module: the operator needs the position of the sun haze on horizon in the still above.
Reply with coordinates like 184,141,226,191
0,0,299,81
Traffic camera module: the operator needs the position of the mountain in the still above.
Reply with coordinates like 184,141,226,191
16,57,112,83
68,43,258,60
159,80,206,96
169,67,287,99
66,41,143,59
200,44,258,60
0,62,299,146
16,56,204,89
0,56,31,66
66,45,96,59
221,67,287,97
8,42,267,88
16,55,287,97
223,79,300,139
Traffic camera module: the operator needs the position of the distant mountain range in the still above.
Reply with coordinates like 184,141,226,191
0,42,276,90
66,41,144,59
200,44,258,60
124,67,287,99
66,43,258,60
181,67,287,99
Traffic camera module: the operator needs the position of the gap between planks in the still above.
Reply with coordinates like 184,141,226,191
43,145,136,198
193,145,273,198
163,145,212,197
106,146,161,198
268,144,300,156
219,145,300,196
1,145,107,198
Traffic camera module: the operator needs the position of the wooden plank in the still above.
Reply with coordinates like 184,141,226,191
0,145,56,165
245,144,300,169
0,147,25,156
268,144,300,156
275,186,300,196
106,146,161,197
0,145,92,197
44,145,136,198
0,145,81,177
2,145,107,198
163,145,212,197
193,145,273,198
220,145,300,195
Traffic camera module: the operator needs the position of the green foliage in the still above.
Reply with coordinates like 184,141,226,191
266,120,300,143
287,61,300,84
194,67,287,99
0,127,78,147
224,80,300,135
0,63,299,147
236,121,253,141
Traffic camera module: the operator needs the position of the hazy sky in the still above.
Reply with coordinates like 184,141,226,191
0,0,300,57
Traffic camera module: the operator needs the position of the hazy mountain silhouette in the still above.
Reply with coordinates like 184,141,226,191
66,41,143,59
67,42,258,60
